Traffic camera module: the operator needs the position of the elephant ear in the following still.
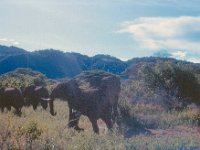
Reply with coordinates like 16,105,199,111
67,80,80,97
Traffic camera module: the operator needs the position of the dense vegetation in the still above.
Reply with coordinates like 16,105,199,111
122,60,200,109
0,68,43,86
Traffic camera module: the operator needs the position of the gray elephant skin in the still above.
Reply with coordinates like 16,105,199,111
23,85,55,116
0,87,24,115
51,71,121,134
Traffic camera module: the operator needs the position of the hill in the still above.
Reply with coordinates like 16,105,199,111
0,45,127,78
121,59,200,110
0,45,27,61
0,45,200,80
0,68,54,89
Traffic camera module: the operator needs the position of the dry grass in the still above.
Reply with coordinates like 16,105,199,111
0,100,200,150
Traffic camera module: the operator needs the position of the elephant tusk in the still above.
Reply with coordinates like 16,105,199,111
41,98,51,101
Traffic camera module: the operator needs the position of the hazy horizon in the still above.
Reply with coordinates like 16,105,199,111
1,0,200,62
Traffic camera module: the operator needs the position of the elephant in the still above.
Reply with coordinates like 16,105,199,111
22,85,56,116
0,87,24,115
51,71,121,134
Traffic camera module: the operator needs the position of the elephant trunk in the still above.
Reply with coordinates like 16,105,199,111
49,99,56,116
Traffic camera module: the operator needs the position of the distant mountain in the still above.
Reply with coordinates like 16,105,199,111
127,56,192,66
0,45,199,79
0,45,27,61
0,45,27,55
89,54,127,74
0,45,127,78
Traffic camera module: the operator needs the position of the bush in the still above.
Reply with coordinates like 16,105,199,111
123,61,200,109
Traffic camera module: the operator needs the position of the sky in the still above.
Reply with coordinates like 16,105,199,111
0,0,200,62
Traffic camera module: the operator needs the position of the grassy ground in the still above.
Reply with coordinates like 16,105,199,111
0,100,200,150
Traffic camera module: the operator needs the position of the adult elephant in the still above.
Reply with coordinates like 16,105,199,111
23,85,56,116
51,71,121,134
0,87,24,115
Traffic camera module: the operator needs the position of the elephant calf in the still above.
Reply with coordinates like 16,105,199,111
0,87,24,115
22,85,56,116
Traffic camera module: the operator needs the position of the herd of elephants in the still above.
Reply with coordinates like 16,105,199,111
0,71,121,134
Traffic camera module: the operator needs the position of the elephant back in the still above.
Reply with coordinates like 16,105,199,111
75,70,121,105
3,87,24,108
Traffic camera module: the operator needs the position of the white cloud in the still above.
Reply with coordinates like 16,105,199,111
171,51,186,58
117,16,200,52
154,49,200,63
132,0,200,8
187,57,200,63
119,57,129,61
0,38,20,45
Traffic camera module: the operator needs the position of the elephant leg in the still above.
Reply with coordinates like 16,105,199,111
15,107,22,116
32,102,38,110
33,105,37,110
102,115,113,130
102,108,113,130
68,108,74,128
72,110,84,132
68,108,75,128
68,109,82,129
89,118,99,134
74,125,84,132
112,103,121,127
40,99,47,110
6,105,11,111
32,99,39,110
1,107,4,112
112,104,117,120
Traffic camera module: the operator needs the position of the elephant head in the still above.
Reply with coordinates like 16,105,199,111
22,85,35,107
23,85,56,116
51,80,80,101
34,86,49,109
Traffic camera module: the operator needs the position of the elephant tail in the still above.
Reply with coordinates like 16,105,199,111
112,103,120,126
